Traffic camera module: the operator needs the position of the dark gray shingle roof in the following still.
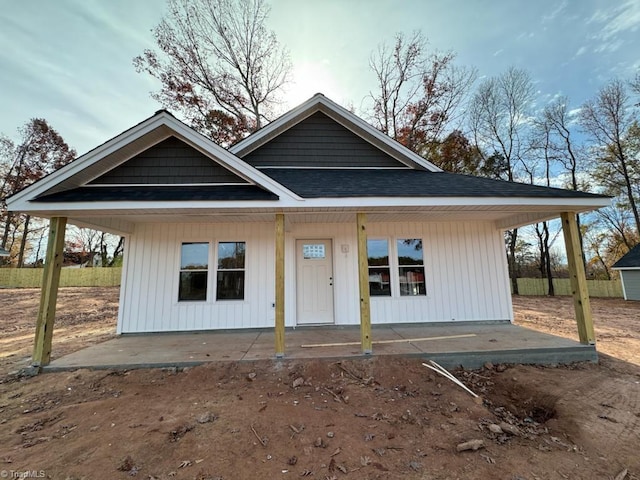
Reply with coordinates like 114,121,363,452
613,243,640,268
262,168,607,199
34,185,278,202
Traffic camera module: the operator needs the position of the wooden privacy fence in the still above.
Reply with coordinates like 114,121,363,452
0,267,122,288
0,268,623,297
513,278,623,298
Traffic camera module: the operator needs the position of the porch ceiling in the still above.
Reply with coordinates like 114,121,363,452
52,203,593,235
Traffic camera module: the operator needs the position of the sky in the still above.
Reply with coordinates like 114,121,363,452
0,0,639,156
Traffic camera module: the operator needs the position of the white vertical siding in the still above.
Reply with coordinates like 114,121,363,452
119,219,512,333
120,222,275,333
367,221,512,324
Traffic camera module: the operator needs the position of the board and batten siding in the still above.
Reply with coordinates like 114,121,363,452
117,220,512,333
366,221,512,324
242,112,405,168
620,270,640,301
90,137,247,185
118,222,276,333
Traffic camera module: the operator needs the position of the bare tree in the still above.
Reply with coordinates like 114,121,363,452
367,31,476,157
468,67,535,294
580,79,640,236
539,96,590,265
0,119,75,265
525,119,557,295
582,201,639,279
631,70,640,105
134,0,291,145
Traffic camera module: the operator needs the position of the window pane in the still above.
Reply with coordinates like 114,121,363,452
399,267,426,296
397,239,423,265
218,242,245,269
181,243,209,269
217,271,245,300
367,239,389,266
179,271,208,301
303,244,325,259
369,267,391,296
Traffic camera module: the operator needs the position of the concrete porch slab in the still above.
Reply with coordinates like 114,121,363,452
43,322,597,372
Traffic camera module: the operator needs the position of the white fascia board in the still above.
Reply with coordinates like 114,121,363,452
230,93,442,172
288,195,611,209
7,112,302,211
15,194,611,215
611,266,640,270
15,200,291,213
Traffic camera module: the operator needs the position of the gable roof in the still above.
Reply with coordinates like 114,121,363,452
231,93,441,172
612,243,640,269
7,110,301,211
5,93,610,235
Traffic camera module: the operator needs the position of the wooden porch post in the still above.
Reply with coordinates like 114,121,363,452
560,212,596,345
275,213,285,357
357,213,372,354
33,216,67,367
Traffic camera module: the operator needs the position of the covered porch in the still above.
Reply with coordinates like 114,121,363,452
42,321,596,372
29,208,596,370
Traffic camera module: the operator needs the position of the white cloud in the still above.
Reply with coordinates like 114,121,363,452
542,0,568,23
587,0,640,52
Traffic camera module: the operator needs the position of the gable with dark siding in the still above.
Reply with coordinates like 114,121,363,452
89,136,248,185
242,112,408,168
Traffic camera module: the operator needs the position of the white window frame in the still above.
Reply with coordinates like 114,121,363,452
177,241,211,302
367,236,427,299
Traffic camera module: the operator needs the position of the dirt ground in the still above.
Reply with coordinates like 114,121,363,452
0,288,639,480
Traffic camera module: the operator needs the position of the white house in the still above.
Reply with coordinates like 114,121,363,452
7,94,609,366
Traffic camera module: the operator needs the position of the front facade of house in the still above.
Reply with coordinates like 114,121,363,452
7,94,608,361
120,219,510,333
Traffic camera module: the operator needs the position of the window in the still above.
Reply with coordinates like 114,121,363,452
217,241,245,300
367,239,391,296
178,242,209,301
397,239,426,296
303,243,325,259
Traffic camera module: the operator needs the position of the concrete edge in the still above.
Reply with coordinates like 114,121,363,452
41,345,597,373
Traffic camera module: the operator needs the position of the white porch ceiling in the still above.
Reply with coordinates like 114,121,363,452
57,203,596,236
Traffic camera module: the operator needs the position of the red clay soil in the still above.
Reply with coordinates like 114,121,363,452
0,287,639,480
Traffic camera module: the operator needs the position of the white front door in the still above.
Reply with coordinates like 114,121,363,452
296,239,335,325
